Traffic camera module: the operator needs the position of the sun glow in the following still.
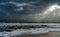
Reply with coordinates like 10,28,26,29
43,4,58,15
48,4,57,11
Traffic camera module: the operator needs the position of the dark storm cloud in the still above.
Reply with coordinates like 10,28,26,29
0,0,60,22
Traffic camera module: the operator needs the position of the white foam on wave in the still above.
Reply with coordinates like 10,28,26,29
0,23,60,26
0,28,60,37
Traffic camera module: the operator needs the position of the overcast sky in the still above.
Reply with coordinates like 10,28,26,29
0,0,60,22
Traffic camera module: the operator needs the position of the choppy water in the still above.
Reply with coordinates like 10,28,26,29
0,23,60,26
1,28,60,37
0,23,60,37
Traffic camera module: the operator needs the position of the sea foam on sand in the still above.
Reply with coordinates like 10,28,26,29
0,28,60,37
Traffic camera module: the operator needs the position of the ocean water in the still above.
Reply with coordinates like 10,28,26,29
0,0,60,37
0,23,60,37
0,23,60,26
1,28,60,37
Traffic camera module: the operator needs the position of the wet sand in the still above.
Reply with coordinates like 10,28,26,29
12,31,60,37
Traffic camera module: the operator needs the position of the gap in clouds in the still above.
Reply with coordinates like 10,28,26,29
0,0,60,22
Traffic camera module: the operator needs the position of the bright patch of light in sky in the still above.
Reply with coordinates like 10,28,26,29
30,4,60,22
43,4,58,15
49,4,57,11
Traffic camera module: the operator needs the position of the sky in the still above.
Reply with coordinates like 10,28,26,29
0,0,60,22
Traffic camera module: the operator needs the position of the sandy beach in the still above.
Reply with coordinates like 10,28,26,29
12,31,60,37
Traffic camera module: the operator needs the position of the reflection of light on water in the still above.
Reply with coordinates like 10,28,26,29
1,28,60,37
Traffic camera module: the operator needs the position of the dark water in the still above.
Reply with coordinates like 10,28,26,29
0,0,60,37
0,23,59,37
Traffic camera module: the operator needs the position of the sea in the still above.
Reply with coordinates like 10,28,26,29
0,23,60,37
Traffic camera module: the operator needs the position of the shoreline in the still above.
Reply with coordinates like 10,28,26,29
11,31,60,37
11,33,48,37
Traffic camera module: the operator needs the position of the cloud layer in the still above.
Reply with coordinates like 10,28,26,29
0,0,60,22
